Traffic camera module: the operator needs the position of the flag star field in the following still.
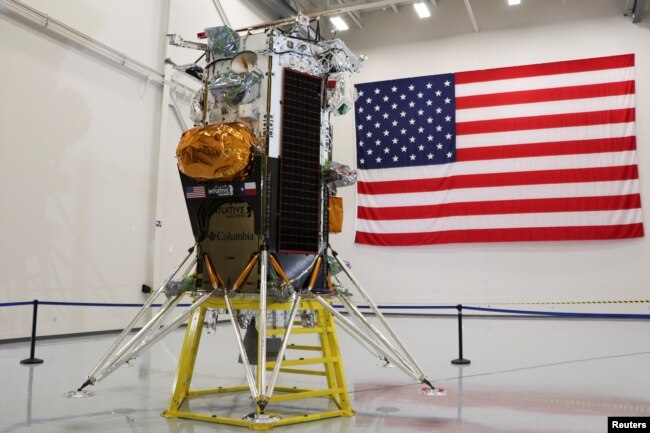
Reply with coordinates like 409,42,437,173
354,73,456,170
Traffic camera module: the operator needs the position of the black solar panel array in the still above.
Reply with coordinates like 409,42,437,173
278,69,323,254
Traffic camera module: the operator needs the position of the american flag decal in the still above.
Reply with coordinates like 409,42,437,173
184,186,206,199
355,54,643,246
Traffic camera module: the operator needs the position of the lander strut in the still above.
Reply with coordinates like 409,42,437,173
68,14,445,429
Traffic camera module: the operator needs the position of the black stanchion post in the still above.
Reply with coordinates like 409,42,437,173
451,304,470,365
20,299,44,365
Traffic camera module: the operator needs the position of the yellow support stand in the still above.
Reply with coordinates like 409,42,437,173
162,297,354,430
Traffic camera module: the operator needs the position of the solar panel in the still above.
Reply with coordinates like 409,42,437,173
278,69,323,254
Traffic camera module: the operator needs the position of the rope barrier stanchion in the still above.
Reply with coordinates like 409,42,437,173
451,304,470,366
20,300,44,365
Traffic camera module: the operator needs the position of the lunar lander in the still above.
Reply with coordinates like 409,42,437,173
70,14,444,430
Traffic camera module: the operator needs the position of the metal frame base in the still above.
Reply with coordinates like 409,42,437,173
162,297,354,430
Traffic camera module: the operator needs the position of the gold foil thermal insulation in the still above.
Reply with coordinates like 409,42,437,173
176,122,257,181
328,196,343,234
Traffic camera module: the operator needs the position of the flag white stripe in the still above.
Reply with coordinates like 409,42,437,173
456,95,635,123
456,122,635,149
455,68,634,97
358,151,638,183
358,180,640,209
356,209,643,234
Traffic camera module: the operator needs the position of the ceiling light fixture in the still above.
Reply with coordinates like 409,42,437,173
414,2,431,18
329,16,349,31
508,0,521,5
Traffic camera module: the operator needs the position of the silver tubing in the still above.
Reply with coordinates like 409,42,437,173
289,254,320,284
92,294,185,383
337,294,419,377
332,253,427,379
258,248,269,401
135,254,197,352
335,288,385,363
265,294,301,399
327,305,391,364
223,293,259,400
169,91,188,132
86,285,164,382
211,0,231,27
94,291,214,384
313,296,421,383
85,248,196,382
132,294,187,353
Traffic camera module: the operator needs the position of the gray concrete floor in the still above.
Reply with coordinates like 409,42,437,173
1,315,649,433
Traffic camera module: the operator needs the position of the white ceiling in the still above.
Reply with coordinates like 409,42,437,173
282,0,647,35
269,0,648,51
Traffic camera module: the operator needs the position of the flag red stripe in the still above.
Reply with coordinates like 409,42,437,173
457,136,637,161
455,54,634,84
355,223,644,246
358,165,638,195
358,194,641,221
456,108,635,135
456,81,635,109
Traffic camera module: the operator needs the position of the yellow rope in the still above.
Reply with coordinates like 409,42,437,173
490,299,650,305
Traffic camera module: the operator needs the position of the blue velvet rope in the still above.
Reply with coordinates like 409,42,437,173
0,301,192,308
1,300,649,319
0,301,33,307
461,305,650,319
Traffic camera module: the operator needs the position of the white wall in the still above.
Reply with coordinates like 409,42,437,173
0,0,168,341
329,7,650,313
0,0,272,340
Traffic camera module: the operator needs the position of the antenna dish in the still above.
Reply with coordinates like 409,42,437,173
231,51,258,73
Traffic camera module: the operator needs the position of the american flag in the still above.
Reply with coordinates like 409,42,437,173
184,186,206,199
354,54,643,246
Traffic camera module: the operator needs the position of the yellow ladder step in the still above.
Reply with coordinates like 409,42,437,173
286,344,322,351
264,367,327,376
266,357,336,368
266,327,329,335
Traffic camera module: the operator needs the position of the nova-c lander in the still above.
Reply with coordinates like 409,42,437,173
68,14,445,430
